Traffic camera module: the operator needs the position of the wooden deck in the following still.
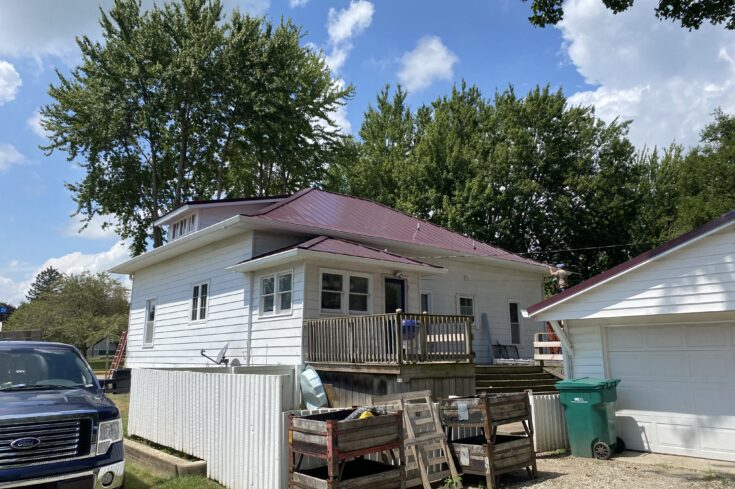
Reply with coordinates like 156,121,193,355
304,312,474,367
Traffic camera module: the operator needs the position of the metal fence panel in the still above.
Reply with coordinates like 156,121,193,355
530,393,569,453
129,368,296,489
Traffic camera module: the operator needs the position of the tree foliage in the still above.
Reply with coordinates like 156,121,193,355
26,266,64,302
523,0,735,30
6,272,129,353
42,0,352,254
335,83,642,279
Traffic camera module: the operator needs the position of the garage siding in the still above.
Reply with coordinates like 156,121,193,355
566,320,605,378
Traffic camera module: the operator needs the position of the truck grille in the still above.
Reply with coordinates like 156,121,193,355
0,418,93,469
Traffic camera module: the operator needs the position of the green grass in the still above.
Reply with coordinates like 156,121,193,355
87,357,112,371
108,394,225,489
124,463,224,489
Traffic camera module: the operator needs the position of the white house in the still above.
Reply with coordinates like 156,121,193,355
527,210,735,462
111,188,547,370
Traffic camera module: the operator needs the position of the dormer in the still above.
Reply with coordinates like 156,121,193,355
169,213,198,240
154,195,289,239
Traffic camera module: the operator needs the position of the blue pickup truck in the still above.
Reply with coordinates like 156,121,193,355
0,341,124,488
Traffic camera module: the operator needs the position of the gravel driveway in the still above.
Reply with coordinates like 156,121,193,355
462,454,735,488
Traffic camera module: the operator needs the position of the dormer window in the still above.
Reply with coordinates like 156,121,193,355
170,214,197,240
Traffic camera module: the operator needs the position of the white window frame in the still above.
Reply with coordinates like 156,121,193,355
258,270,294,318
170,213,198,240
143,298,156,348
319,269,372,315
190,280,210,323
508,301,522,345
420,291,433,314
456,294,475,317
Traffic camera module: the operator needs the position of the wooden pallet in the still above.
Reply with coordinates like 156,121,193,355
371,390,461,489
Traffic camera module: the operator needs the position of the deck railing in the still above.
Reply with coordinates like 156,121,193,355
304,312,473,365
533,332,563,362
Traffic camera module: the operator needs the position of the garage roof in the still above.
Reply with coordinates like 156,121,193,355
527,210,735,318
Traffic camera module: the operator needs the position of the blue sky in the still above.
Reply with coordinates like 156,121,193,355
1,0,734,304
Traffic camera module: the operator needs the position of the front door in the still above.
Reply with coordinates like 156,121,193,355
384,278,406,313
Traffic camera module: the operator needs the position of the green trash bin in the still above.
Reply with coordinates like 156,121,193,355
556,377,621,460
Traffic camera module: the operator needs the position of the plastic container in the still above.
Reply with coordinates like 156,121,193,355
556,377,621,459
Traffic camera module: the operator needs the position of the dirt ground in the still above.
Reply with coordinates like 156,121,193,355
463,453,735,488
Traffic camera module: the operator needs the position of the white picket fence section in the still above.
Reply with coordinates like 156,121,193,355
530,393,569,452
129,367,297,489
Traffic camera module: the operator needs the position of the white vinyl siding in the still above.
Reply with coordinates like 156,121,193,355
534,228,735,320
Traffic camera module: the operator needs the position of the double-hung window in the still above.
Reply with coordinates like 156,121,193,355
260,271,293,316
171,214,197,240
320,271,370,314
420,292,432,313
509,302,521,344
191,282,209,321
458,295,474,317
143,299,156,347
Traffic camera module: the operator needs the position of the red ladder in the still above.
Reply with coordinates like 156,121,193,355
105,331,128,380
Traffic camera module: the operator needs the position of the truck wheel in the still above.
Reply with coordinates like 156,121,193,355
593,441,611,460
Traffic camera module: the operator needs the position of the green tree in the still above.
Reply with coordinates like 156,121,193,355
346,83,642,279
522,0,735,30
42,0,352,255
26,266,64,302
6,272,129,353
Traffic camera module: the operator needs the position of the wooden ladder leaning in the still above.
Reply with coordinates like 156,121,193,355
105,331,128,380
372,390,461,489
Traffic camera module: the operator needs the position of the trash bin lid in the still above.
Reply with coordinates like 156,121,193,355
556,377,620,390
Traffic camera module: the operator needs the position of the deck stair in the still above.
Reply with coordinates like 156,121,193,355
476,365,559,395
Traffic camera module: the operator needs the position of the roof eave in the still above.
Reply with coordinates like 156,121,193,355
110,215,250,275
227,248,448,274
527,211,735,320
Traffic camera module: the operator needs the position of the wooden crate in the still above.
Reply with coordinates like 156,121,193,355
440,392,531,429
289,409,405,489
291,459,403,489
449,435,535,482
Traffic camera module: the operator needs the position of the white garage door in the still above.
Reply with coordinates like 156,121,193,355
606,322,735,461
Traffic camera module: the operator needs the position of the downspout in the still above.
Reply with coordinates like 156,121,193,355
246,271,255,366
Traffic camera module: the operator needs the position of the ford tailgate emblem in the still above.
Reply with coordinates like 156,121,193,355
10,437,42,450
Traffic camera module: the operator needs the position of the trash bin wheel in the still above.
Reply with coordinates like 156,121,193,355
593,441,612,460
615,437,626,454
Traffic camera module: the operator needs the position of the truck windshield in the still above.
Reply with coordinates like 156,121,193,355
0,346,97,391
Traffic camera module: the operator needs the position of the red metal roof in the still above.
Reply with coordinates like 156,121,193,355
527,209,735,316
245,188,543,268
244,236,442,269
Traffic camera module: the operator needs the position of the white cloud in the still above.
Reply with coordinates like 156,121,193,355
0,60,21,105
27,109,49,139
289,0,309,7
327,1,374,46
0,144,24,173
560,0,735,148
397,36,458,92
0,0,269,59
0,242,131,305
64,213,119,240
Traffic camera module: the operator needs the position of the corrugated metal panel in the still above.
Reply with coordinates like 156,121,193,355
129,368,296,489
530,393,569,453
250,188,543,268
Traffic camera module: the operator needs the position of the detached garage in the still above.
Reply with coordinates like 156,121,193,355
528,211,735,462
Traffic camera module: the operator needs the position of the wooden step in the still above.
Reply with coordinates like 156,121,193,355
475,365,543,374
475,378,558,388
476,372,557,381
476,386,557,394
